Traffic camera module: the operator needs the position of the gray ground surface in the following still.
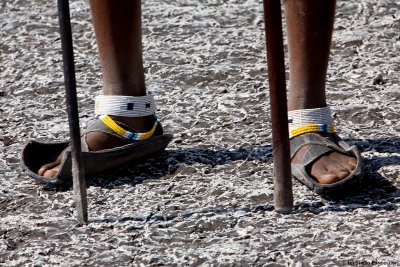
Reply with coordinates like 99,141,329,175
1,0,400,266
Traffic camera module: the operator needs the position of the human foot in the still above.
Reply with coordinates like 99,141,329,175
291,134,357,184
287,107,362,193
290,132,362,194
37,115,159,178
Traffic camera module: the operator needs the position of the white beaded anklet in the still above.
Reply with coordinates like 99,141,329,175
95,94,156,117
288,107,335,139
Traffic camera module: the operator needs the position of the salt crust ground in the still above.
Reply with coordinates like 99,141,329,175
0,0,399,266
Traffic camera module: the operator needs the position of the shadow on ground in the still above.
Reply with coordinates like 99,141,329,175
42,137,400,217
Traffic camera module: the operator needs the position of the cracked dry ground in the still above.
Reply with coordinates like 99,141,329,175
1,0,399,266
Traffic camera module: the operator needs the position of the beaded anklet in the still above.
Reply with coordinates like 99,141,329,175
95,94,159,141
95,94,156,117
99,115,158,141
288,107,335,139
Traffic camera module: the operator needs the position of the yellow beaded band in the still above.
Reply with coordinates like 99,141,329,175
288,107,335,138
99,115,158,141
290,123,334,139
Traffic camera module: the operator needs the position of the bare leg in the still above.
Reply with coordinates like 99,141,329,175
39,0,155,177
285,0,357,184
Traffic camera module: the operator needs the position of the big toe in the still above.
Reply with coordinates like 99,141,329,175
38,162,59,177
43,167,59,178
316,169,351,184
316,173,340,184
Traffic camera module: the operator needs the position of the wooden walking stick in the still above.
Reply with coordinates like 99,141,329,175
263,0,293,213
57,0,88,224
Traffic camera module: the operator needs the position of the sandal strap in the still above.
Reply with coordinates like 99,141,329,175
80,116,162,152
290,133,349,166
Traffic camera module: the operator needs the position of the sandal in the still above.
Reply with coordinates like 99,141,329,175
288,106,363,194
21,93,172,185
21,116,172,185
290,133,363,194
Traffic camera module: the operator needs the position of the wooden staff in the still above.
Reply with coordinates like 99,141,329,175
263,0,293,213
57,0,88,224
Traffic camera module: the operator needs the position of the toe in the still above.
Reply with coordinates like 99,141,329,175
310,153,357,184
328,164,351,181
328,156,356,181
315,169,350,184
38,162,59,176
347,157,357,171
333,169,351,181
43,167,59,178
311,165,336,184
316,172,338,184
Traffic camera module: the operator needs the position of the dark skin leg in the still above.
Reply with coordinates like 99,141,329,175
285,0,356,184
38,0,154,177
39,0,356,182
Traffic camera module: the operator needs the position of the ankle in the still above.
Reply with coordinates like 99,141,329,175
102,81,146,96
